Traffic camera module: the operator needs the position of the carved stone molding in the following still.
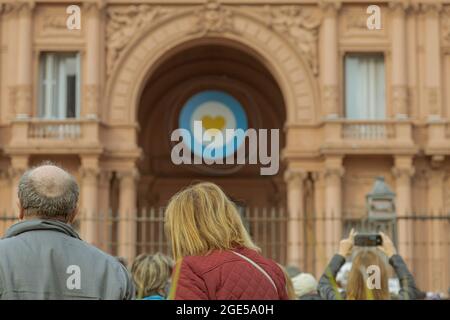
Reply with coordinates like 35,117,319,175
83,0,105,13
392,85,408,116
388,1,409,14
392,167,415,180
266,5,322,75
189,0,236,36
324,167,345,180
421,2,443,16
0,3,15,16
79,167,100,181
105,5,174,76
318,1,341,17
284,169,308,186
13,1,35,15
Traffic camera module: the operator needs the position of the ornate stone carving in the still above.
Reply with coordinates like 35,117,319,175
190,0,236,36
284,169,308,186
0,3,15,15
106,5,173,76
392,85,408,116
266,6,322,75
324,167,345,180
42,15,67,31
392,166,415,180
79,167,100,182
421,2,443,16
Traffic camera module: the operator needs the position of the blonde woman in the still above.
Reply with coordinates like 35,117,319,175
131,253,174,300
165,182,289,300
318,230,422,300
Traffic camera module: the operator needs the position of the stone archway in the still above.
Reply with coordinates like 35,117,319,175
104,4,319,128
103,2,321,264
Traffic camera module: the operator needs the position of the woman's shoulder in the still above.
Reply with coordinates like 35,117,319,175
182,247,279,275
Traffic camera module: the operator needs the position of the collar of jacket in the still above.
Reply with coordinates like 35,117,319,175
3,218,81,240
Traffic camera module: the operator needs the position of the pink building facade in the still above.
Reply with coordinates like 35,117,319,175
0,0,448,293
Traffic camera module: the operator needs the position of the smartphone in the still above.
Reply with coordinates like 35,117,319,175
354,234,383,247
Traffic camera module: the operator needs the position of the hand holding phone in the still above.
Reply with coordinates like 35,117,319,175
377,232,397,258
338,228,357,257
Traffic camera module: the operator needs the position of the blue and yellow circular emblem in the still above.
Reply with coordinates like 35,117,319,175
179,90,248,160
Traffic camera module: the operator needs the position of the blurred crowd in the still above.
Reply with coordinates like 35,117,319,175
0,163,448,300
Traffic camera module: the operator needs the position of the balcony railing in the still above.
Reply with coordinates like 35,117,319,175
7,118,100,151
28,120,82,140
341,121,395,140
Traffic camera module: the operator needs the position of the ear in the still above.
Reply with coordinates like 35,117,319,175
18,202,24,220
68,207,79,223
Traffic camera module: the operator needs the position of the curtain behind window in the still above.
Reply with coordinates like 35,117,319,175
345,54,385,119
39,53,80,119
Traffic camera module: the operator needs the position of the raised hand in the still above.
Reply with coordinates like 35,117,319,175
377,231,397,258
338,228,357,258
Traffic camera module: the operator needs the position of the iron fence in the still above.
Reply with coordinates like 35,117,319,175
0,209,448,294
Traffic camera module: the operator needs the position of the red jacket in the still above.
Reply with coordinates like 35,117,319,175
173,247,289,300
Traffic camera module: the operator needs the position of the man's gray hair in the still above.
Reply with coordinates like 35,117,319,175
18,162,79,219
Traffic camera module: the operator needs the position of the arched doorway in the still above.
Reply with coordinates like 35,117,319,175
135,42,287,261
137,43,286,207
103,8,319,263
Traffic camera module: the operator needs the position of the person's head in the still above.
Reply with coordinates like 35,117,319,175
165,182,259,260
292,273,318,298
131,253,174,299
346,249,390,300
18,162,79,223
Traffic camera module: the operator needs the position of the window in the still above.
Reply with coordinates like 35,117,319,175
39,52,80,119
345,54,385,119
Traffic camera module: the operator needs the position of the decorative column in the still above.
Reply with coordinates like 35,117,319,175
97,171,112,250
15,2,34,118
320,1,341,118
426,159,445,294
9,155,29,214
390,1,408,118
324,156,344,260
312,171,327,277
117,169,139,264
392,156,414,266
422,3,442,120
80,156,99,244
83,2,103,119
284,169,307,269
0,170,10,233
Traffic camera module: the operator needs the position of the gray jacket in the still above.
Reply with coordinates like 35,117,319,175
0,219,135,300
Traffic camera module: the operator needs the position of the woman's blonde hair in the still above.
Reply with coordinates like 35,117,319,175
346,249,390,300
165,182,259,260
278,264,297,300
131,252,174,299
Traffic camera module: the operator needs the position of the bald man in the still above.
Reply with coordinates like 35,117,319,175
0,163,135,300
